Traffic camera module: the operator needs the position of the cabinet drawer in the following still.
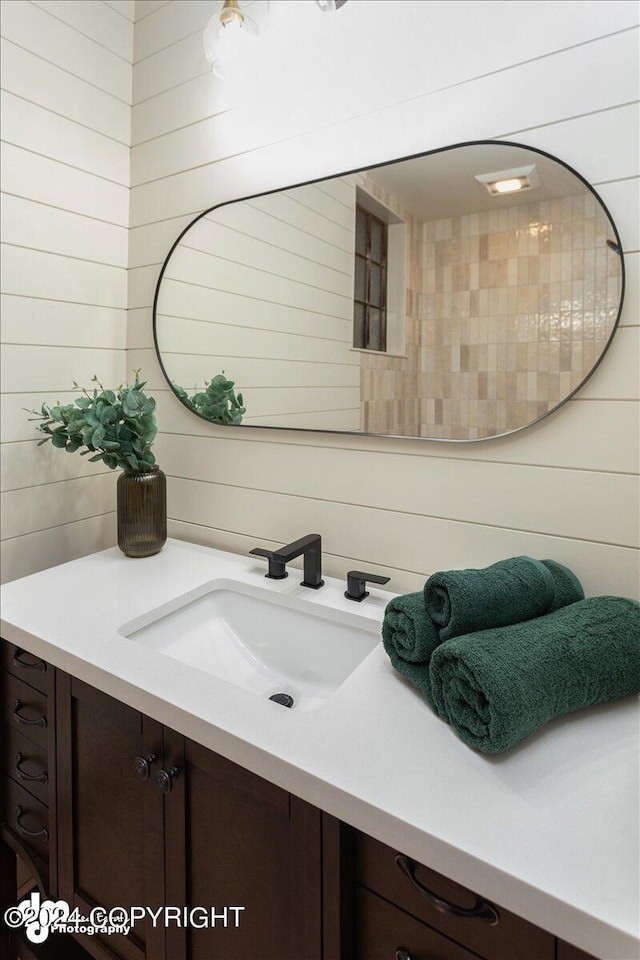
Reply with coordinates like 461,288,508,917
355,886,480,960
1,641,53,697
3,776,50,863
557,942,598,960
2,673,50,751
355,832,554,960
3,725,49,807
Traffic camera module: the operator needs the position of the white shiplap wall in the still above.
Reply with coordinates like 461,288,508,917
1,1,637,596
128,0,640,600
156,176,361,430
0,0,134,582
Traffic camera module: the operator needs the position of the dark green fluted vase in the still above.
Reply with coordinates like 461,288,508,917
117,466,167,558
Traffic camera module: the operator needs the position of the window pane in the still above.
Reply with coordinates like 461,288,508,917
353,302,365,348
369,264,383,307
354,256,366,301
368,308,382,351
370,219,383,261
355,208,367,256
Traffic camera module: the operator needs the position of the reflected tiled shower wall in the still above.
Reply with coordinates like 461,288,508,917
362,194,621,439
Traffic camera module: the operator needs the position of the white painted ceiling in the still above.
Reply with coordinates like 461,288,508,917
361,143,588,221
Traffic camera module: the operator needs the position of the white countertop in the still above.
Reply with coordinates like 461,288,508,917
1,539,638,959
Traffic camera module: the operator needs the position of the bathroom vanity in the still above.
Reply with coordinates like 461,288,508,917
1,540,638,960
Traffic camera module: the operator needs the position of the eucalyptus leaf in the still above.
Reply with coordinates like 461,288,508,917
92,425,105,448
174,373,246,425
27,372,159,472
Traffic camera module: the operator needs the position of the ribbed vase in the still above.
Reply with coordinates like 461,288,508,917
117,466,167,558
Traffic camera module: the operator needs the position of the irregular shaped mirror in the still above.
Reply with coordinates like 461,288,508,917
154,141,623,441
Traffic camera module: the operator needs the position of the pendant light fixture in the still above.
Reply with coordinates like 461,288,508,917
203,1,350,82
314,0,349,9
202,1,259,80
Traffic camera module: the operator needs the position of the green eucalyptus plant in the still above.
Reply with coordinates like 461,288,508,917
173,373,245,425
27,372,158,472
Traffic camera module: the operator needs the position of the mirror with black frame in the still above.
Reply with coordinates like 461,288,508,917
153,141,624,441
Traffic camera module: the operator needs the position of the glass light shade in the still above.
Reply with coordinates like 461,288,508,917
314,0,348,9
202,7,259,81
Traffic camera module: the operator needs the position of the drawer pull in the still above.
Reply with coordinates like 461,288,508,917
13,700,47,728
395,950,413,960
15,805,48,842
12,649,46,673
15,752,48,785
395,855,500,926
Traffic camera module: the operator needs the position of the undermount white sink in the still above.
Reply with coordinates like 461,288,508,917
119,579,381,710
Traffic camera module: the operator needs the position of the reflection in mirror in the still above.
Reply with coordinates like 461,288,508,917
154,142,623,441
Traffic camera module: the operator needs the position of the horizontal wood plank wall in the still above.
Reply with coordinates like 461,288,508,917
129,0,640,599
0,0,134,583
155,179,360,429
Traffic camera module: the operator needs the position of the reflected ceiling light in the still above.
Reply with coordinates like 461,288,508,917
315,0,349,10
202,1,258,80
475,164,541,196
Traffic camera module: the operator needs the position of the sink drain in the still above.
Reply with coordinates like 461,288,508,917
269,692,294,708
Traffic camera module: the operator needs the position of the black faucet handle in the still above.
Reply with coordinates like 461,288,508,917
345,570,390,602
249,548,288,580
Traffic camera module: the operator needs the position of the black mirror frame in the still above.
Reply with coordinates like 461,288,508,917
152,138,625,443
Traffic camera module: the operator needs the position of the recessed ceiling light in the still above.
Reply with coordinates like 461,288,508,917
475,164,540,197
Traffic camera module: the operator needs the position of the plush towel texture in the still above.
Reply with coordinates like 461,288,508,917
424,556,584,641
382,592,440,662
429,596,640,754
382,556,584,710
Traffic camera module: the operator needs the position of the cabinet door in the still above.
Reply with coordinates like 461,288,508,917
557,942,598,960
56,674,165,960
163,728,322,960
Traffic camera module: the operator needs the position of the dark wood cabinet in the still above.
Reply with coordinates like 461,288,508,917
353,830,555,960
1,642,58,960
0,641,614,960
56,674,165,960
355,885,482,960
162,728,322,960
53,672,321,960
557,942,599,960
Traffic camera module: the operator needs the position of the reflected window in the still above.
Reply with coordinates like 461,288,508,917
354,204,388,351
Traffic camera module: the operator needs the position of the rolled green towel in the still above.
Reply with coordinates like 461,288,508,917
382,593,443,709
429,596,640,754
544,559,585,612
382,592,440,664
424,556,583,641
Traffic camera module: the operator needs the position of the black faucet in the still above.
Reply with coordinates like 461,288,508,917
344,570,390,602
250,534,324,589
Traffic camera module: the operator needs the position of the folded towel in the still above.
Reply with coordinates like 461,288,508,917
429,596,640,754
424,556,584,641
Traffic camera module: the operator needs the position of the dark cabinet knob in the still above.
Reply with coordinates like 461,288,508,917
154,765,180,795
395,950,412,960
134,753,157,779
345,570,390,601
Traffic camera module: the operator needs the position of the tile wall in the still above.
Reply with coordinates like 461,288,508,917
362,192,622,439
